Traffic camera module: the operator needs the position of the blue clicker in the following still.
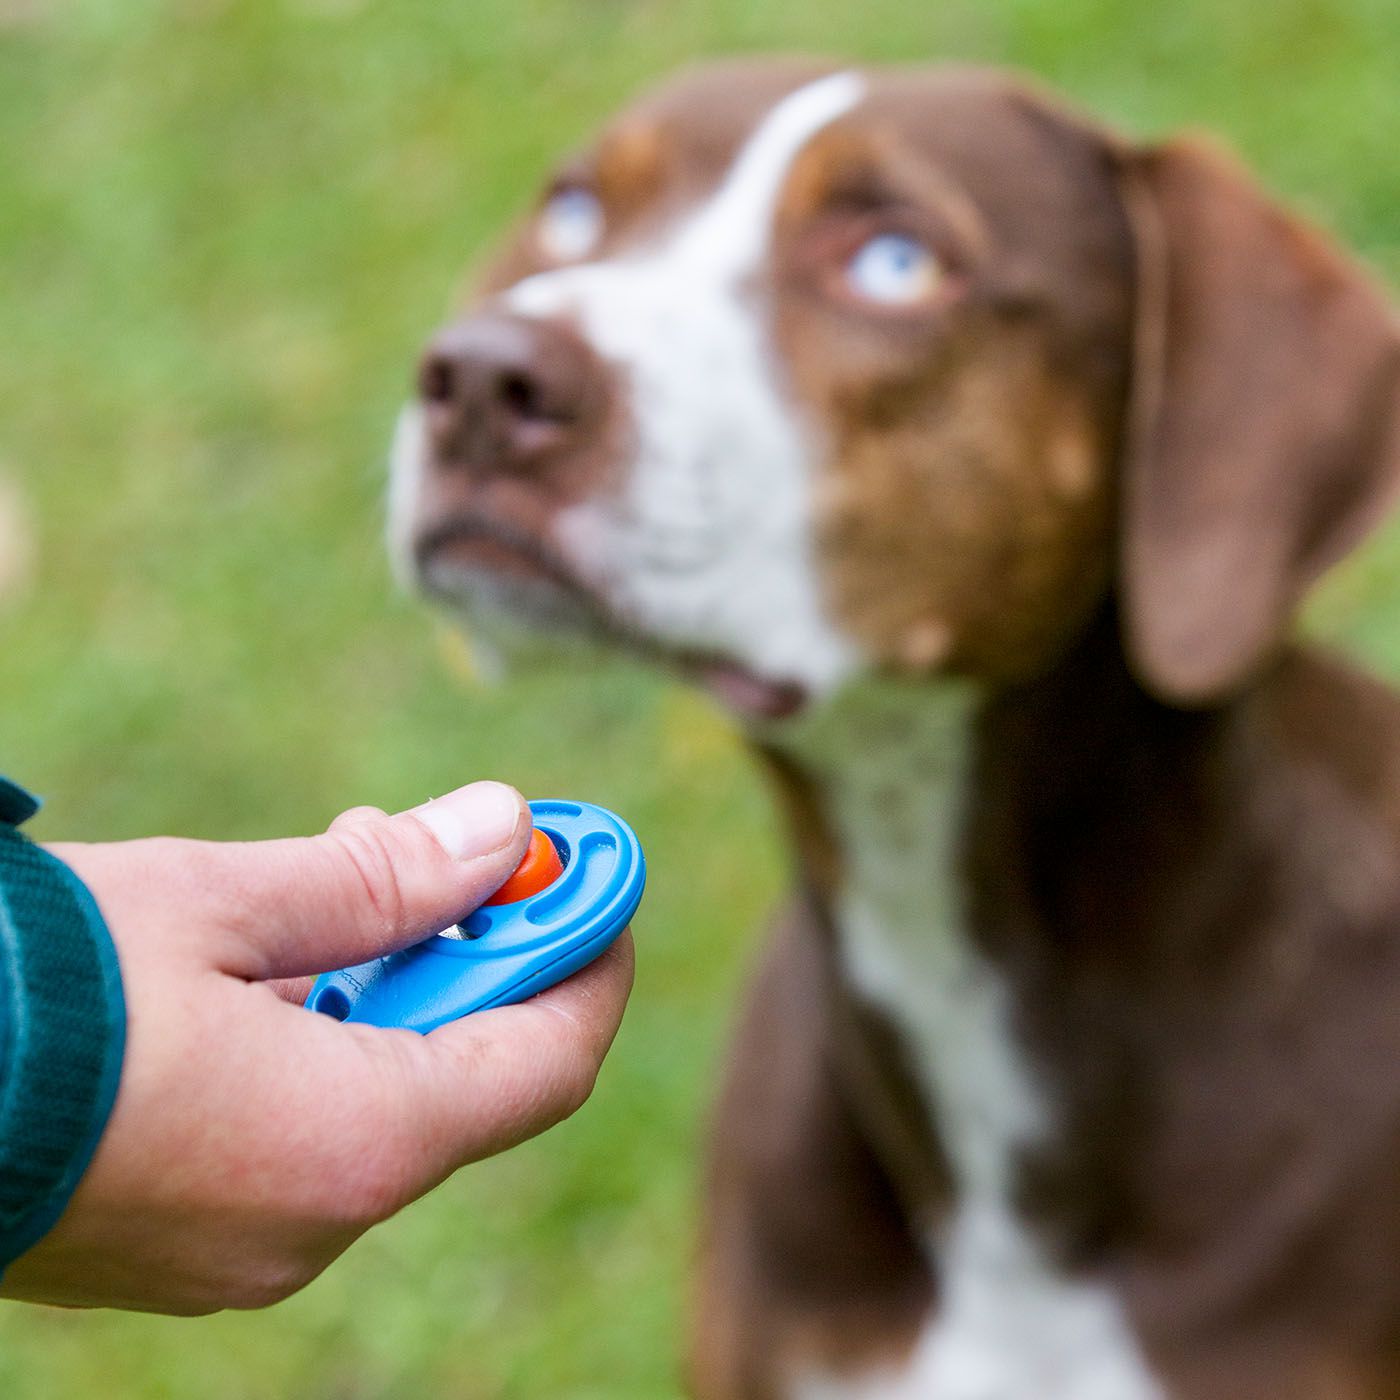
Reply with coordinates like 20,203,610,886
306,799,645,1033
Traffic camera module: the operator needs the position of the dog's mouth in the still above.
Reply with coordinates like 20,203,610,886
675,656,809,720
415,516,592,605
413,514,810,721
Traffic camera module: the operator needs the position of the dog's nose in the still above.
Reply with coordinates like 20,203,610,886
417,314,604,472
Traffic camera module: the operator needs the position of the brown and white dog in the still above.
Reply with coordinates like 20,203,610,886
388,60,1400,1400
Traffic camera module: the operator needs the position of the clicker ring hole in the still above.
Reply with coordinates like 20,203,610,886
312,986,352,1021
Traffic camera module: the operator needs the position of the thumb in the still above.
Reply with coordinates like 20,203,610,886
210,780,532,979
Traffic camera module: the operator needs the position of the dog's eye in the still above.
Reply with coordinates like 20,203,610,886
538,187,604,262
844,233,940,307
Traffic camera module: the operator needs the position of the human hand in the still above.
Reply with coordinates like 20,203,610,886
0,781,634,1314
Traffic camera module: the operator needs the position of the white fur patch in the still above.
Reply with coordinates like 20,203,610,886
778,684,1163,1400
497,71,867,696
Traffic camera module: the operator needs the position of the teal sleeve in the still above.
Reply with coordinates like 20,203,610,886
0,777,126,1277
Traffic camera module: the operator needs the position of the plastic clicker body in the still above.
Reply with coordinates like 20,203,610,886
306,799,644,1033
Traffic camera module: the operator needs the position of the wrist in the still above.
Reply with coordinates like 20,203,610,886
0,779,126,1279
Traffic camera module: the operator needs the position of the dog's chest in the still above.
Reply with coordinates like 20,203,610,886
779,684,1162,1399
819,687,1044,1198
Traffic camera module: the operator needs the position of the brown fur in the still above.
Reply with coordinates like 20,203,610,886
691,903,939,1399
701,627,1400,1398
1116,137,1400,703
774,75,1135,685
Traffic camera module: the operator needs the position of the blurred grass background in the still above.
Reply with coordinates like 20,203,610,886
0,0,1397,1395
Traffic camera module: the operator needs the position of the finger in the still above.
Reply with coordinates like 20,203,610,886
207,781,533,979
371,930,635,1193
218,933,634,1235
329,806,387,831
267,975,315,1005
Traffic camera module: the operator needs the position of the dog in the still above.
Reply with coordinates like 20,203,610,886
387,59,1400,1400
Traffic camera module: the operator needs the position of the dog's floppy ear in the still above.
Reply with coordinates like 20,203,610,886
1115,136,1400,705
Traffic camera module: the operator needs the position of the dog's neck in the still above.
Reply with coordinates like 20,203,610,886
752,640,1196,1396
755,617,1233,1207
763,675,1045,1210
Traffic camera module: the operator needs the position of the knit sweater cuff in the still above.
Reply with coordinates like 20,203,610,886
0,778,125,1275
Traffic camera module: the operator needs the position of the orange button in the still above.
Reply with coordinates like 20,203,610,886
484,828,565,906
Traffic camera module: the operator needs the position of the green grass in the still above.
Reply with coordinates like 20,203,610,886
1,1,1398,1395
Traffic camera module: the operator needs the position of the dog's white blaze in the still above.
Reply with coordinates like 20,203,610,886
665,69,866,276
501,71,866,694
779,684,1163,1400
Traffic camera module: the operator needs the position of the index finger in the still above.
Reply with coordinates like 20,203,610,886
327,931,635,1201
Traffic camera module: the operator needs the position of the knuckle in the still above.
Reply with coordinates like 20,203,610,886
342,1159,412,1228
554,1054,602,1120
147,1285,225,1318
228,1261,312,1311
330,1128,415,1227
330,822,413,940
431,1028,490,1085
509,1028,602,1133
508,1017,602,1126
540,1006,608,1113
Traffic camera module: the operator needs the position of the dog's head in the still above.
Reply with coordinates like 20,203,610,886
391,60,1400,718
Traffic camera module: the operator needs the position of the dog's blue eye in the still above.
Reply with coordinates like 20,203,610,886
844,233,940,307
538,187,604,262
